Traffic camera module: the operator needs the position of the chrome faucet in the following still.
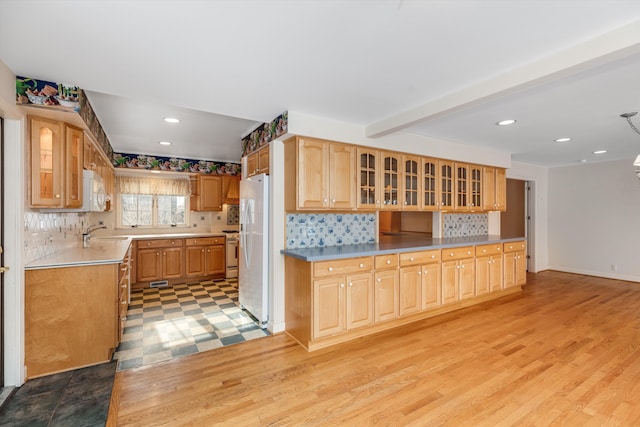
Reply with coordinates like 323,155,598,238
82,224,107,248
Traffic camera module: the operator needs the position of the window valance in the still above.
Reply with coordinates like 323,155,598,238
116,175,190,196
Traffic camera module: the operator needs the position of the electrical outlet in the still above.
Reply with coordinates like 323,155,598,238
200,216,205,221
98,220,104,225
192,224,197,228
611,264,618,272
217,215,221,220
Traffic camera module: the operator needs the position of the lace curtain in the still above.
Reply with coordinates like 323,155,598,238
116,175,191,196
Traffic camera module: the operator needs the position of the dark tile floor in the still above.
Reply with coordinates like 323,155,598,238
0,361,116,427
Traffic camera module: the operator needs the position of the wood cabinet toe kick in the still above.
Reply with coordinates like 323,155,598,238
284,240,526,351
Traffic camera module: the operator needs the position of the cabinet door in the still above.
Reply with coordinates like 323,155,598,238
475,256,491,296
246,153,258,177
459,258,475,300
482,167,496,211
494,168,507,211
422,262,441,310
258,146,270,174
65,126,83,208
374,269,399,322
206,244,226,275
162,247,183,279
402,155,421,210
357,148,380,209
200,176,223,211
454,163,469,211
381,152,400,209
422,158,439,210
298,138,329,209
503,253,516,288
30,117,64,207
313,277,345,339
489,256,503,292
137,248,162,282
440,161,454,210
185,246,206,277
469,165,482,212
329,143,356,209
399,266,422,316
515,250,526,285
441,260,459,304
346,273,373,330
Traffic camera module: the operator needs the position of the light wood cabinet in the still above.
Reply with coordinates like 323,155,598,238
223,175,240,205
421,158,440,211
441,246,475,303
454,163,483,212
374,268,399,322
185,237,226,277
136,239,184,283
284,136,356,210
381,151,401,209
191,175,223,211
475,244,503,296
26,263,119,378
440,160,454,210
313,272,373,339
401,155,421,210
245,144,270,177
482,167,507,211
356,148,380,209
29,117,84,208
118,244,132,343
503,241,526,288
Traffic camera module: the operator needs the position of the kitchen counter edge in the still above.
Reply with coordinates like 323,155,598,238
280,235,525,262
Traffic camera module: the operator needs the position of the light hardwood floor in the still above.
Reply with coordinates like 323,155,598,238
110,271,640,426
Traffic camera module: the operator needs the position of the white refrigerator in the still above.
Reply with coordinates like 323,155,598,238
239,173,269,328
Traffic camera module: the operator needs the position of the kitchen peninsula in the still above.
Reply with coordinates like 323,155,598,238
283,235,526,351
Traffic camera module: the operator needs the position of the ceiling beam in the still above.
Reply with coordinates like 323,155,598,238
365,20,640,138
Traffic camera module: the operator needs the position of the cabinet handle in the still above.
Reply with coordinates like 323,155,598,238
348,282,353,287
323,198,328,203
147,242,151,246
359,263,364,268
461,264,465,268
467,251,471,255
423,270,428,274
156,252,159,256
386,259,391,265
377,278,381,283
410,257,414,262
202,249,205,253
163,252,166,256
328,267,333,272
207,249,211,253
456,265,460,269
417,271,421,276
450,253,454,257
431,255,435,259
482,249,486,253
340,283,345,288
376,200,380,205
171,241,175,245
332,199,336,203
55,194,60,199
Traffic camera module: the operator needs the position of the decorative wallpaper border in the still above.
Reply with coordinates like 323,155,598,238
241,111,288,157
112,152,241,175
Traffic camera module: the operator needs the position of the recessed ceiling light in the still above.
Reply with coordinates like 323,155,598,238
593,150,607,154
164,117,180,124
159,141,172,146
579,159,588,163
496,119,516,126
555,137,571,143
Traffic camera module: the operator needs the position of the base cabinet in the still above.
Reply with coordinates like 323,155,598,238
285,241,525,352
503,241,527,288
185,237,226,277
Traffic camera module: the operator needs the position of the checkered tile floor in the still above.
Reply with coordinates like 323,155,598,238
113,279,269,371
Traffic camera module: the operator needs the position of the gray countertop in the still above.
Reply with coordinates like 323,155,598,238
25,232,226,270
281,235,525,262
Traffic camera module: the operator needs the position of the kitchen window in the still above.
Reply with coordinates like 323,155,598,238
115,174,190,229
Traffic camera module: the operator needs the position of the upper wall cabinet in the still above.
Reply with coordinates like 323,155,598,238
356,147,380,210
401,155,421,210
482,167,507,212
381,151,400,209
284,136,356,211
191,175,223,211
421,158,439,211
245,144,270,178
29,116,83,208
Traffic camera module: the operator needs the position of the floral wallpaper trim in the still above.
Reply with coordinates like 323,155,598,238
112,153,241,175
241,111,288,157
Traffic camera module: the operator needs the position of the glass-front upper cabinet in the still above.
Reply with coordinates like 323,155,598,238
455,163,469,211
30,117,64,207
440,161,454,210
422,158,439,210
381,151,400,209
469,164,482,211
402,155,420,210
357,148,379,209
65,125,84,208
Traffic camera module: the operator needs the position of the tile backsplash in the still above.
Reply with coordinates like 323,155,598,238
286,213,376,249
24,211,88,264
227,205,239,225
443,213,488,237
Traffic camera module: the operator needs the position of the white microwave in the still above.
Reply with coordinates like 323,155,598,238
82,170,107,212
42,170,106,212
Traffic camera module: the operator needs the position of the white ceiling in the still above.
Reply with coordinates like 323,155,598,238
2,1,640,166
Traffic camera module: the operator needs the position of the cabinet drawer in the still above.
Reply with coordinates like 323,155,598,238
375,254,399,270
503,241,526,253
399,250,441,266
185,237,225,246
138,239,183,248
442,246,474,261
475,244,502,257
314,257,373,278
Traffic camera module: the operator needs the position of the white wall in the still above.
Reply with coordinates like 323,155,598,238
547,158,640,282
